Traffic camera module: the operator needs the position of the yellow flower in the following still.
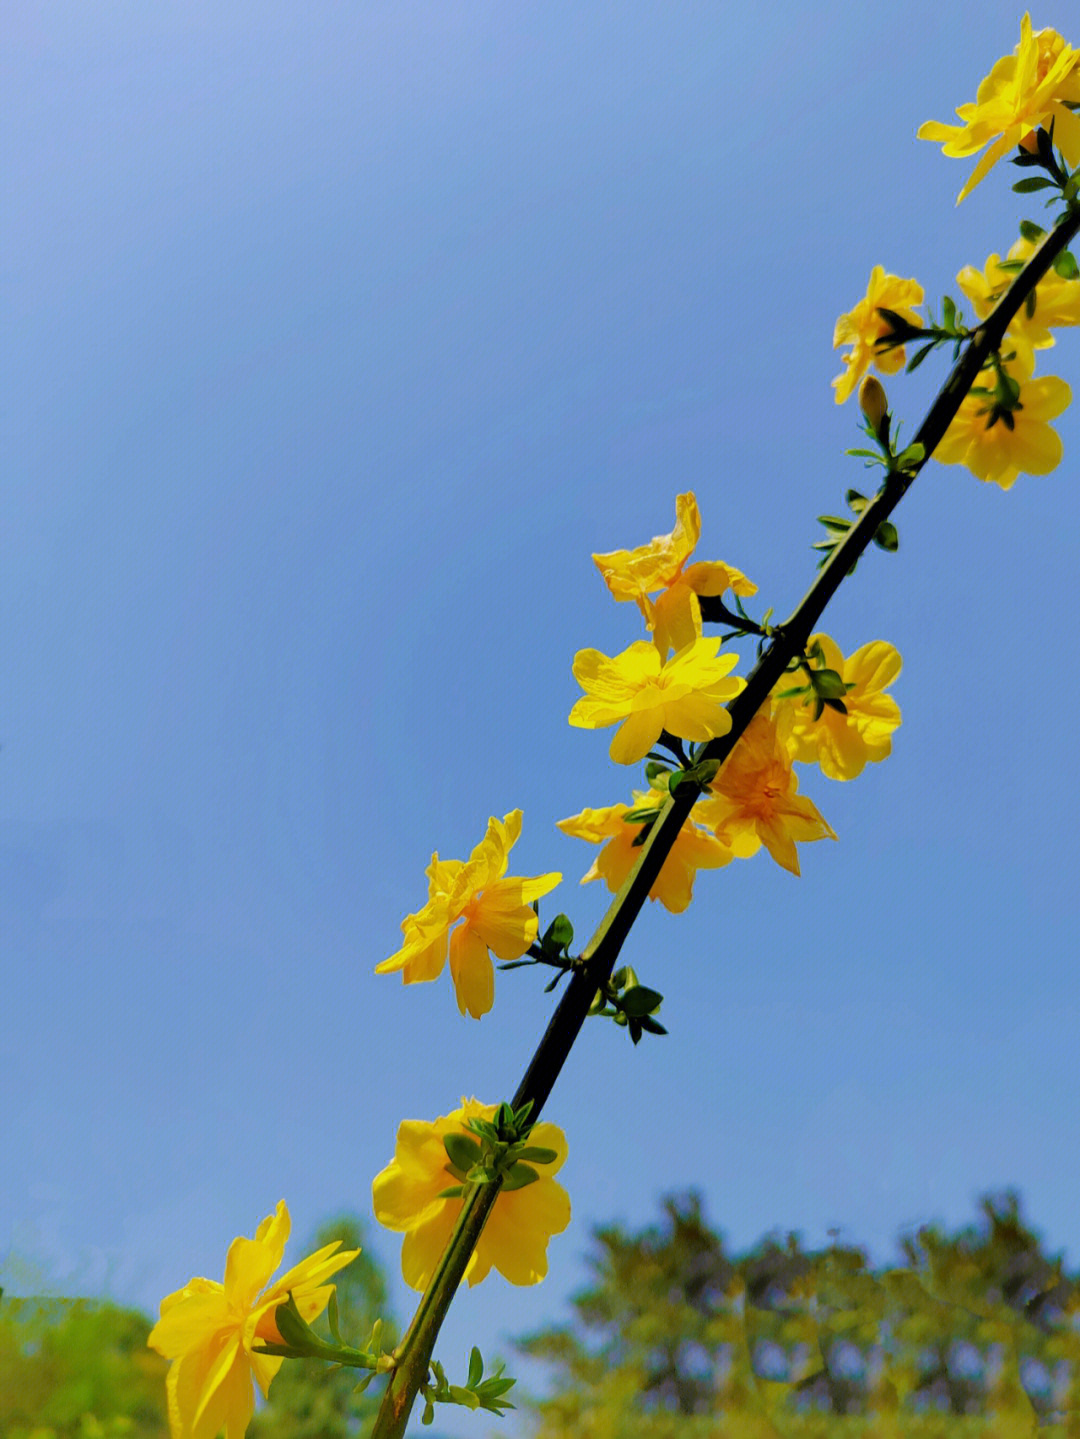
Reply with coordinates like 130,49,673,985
774,634,902,781
592,492,757,655
832,267,924,404
918,13,1080,202
147,1201,357,1439
934,347,1071,489
372,1098,571,1290
696,712,836,877
957,236,1080,349
376,811,560,1019
557,790,733,913
569,636,745,765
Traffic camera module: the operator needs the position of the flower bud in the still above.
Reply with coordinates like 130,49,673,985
858,375,889,435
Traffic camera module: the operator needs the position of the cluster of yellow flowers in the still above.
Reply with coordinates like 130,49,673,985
835,14,1079,489
148,17,1077,1439
563,492,901,896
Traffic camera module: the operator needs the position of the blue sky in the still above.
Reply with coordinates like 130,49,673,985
4,3,1080,1433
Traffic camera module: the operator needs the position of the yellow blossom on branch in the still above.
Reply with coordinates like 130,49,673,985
569,636,745,765
147,1201,357,1439
372,1098,571,1290
557,791,733,912
957,235,1080,349
592,491,756,654
696,712,836,877
773,634,902,781
375,811,560,1019
918,13,1080,202
832,267,924,404
934,348,1071,489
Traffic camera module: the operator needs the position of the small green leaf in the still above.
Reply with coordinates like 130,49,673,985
816,515,852,533
942,295,956,329
436,1184,466,1199
620,984,664,1017
501,1162,540,1191
639,1014,668,1035
422,1396,435,1424
468,1346,484,1388
844,448,884,462
514,1145,559,1165
1053,249,1079,279
1019,220,1045,242
449,1384,480,1409
905,341,937,372
809,667,846,699
896,442,925,468
873,521,899,552
542,913,574,952
353,1372,376,1394
327,1290,342,1345
644,760,671,785
1013,176,1056,192
444,1133,482,1171
846,489,869,511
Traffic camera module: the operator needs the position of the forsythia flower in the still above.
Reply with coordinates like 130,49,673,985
569,636,745,765
934,347,1071,489
592,491,757,654
696,712,836,877
147,1201,357,1439
833,267,924,403
774,635,902,781
376,811,560,1019
372,1098,571,1290
918,13,1080,202
557,790,733,913
957,236,1080,349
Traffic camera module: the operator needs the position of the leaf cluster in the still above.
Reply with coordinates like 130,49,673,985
418,1346,516,1426
439,1100,557,1198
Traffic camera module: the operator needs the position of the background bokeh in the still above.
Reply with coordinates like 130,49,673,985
5,3,1079,1433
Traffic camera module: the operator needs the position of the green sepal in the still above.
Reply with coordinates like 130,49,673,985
466,1164,499,1184
444,1133,482,1171
436,1184,466,1199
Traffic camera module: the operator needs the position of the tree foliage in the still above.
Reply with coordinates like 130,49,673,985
517,1190,1080,1436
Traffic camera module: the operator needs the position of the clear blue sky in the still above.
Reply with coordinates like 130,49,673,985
4,4,1080,1434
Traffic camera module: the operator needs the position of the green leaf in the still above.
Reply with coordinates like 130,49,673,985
468,1346,484,1388
436,1184,466,1199
809,667,846,699
1013,176,1056,192
905,341,937,372
542,913,574,952
644,760,671,786
942,295,956,330
353,1371,376,1394
327,1289,342,1344
501,1162,540,1191
620,984,664,1017
896,442,925,467
444,1133,482,1171
1053,248,1079,279
873,521,899,552
514,1145,559,1165
1026,289,1037,319
639,1014,668,1035
624,802,663,824
844,448,883,462
816,515,852,532
422,1396,435,1424
448,1384,480,1409
845,488,869,511
1019,219,1045,241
